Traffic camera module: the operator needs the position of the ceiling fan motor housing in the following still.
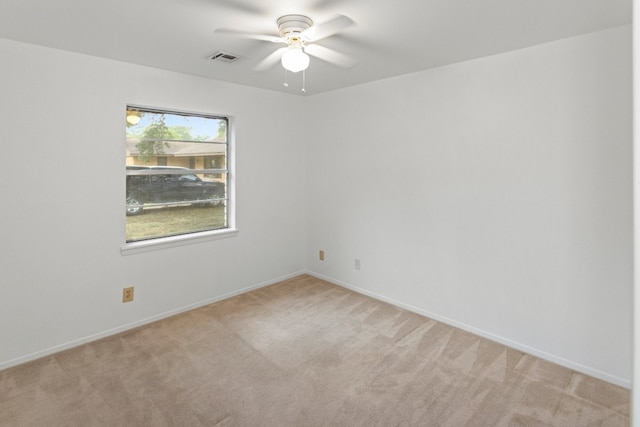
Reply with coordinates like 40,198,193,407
277,14,313,41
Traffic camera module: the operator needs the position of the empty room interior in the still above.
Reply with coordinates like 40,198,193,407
0,0,637,425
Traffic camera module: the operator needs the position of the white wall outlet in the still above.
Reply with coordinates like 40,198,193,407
354,258,361,270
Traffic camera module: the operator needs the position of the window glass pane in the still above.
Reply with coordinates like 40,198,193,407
125,201,228,242
125,107,229,243
126,110,227,143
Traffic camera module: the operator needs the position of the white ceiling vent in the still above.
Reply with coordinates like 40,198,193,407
208,51,241,63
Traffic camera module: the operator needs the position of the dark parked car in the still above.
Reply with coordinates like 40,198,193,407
126,166,224,215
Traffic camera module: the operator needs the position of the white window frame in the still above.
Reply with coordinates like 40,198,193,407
121,107,237,255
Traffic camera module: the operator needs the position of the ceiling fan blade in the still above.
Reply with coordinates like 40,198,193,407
305,44,356,68
302,14,354,42
253,47,287,71
214,28,284,44
312,0,350,9
210,0,267,15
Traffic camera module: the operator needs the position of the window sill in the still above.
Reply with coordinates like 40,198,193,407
121,228,238,256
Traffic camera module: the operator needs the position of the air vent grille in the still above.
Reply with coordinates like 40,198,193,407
208,51,241,63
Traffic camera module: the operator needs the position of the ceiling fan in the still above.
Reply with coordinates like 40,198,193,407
215,13,356,90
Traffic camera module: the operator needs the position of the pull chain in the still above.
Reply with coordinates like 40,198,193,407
283,69,289,87
302,69,306,93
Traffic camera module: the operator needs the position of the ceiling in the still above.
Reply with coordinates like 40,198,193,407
0,0,631,96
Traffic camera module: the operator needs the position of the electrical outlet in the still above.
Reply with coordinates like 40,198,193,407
122,286,134,303
319,250,325,261
354,258,361,270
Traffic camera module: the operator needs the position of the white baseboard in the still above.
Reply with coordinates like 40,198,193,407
305,271,631,389
0,271,305,372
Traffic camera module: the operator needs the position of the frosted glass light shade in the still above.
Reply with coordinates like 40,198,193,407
126,111,141,125
281,46,310,73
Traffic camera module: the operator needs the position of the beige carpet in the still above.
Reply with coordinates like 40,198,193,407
0,275,629,426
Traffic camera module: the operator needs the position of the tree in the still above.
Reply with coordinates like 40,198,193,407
217,120,227,140
136,115,172,163
169,126,195,141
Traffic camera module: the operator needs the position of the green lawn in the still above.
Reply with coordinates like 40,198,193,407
126,204,226,242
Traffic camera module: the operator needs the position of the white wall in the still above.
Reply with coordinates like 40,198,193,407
0,39,307,368
633,0,639,422
306,26,633,386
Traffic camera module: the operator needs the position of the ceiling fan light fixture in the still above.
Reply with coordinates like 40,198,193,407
281,45,309,73
126,110,141,125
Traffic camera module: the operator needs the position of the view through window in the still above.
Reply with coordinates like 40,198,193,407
125,107,229,242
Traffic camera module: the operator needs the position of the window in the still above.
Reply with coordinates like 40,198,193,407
125,107,231,243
